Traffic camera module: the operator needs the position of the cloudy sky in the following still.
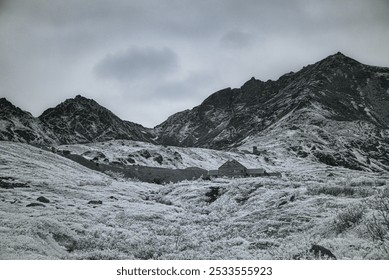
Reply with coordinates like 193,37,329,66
1,0,389,127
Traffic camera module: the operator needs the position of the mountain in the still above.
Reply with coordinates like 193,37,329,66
39,95,154,144
1,52,389,171
155,52,389,171
0,98,58,144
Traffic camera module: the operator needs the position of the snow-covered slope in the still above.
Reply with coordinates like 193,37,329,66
1,142,389,259
57,139,332,174
58,140,270,170
0,141,160,259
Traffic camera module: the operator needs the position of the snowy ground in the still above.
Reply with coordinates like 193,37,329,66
1,141,389,259
57,140,274,171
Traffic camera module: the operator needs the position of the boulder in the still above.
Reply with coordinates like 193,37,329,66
87,200,103,205
37,196,50,203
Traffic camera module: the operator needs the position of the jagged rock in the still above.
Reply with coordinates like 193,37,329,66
139,149,151,159
153,154,163,164
127,157,136,164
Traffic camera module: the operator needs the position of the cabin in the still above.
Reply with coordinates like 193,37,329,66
219,159,247,177
207,160,266,178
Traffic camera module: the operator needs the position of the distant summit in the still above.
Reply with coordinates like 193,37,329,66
39,95,155,144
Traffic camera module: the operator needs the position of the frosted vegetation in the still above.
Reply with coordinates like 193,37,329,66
1,141,389,259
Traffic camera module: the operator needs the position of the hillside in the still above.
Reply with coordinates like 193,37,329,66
1,142,389,259
57,140,272,171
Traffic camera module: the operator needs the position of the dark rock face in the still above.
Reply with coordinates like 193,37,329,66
0,98,58,144
39,95,155,144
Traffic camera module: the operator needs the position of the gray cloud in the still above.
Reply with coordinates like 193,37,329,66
220,31,255,49
0,0,388,127
94,47,178,81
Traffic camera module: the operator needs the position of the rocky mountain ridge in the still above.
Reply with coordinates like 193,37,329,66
1,52,389,171
155,52,389,148
0,95,154,144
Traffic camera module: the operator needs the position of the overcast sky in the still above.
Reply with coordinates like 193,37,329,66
1,0,389,127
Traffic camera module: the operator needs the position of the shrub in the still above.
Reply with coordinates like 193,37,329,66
333,204,365,234
307,185,370,197
365,191,389,242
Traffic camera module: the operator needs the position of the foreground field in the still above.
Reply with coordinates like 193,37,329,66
1,142,389,259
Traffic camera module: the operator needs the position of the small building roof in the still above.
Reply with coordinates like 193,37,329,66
218,159,247,170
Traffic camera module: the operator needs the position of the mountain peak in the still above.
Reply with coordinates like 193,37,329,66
320,51,360,66
334,51,346,57
74,94,89,101
38,94,154,144
0,98,33,118
0,97,13,107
